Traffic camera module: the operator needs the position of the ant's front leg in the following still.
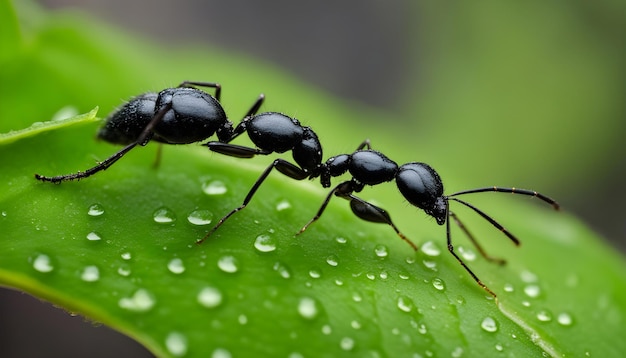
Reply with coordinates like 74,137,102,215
198,158,309,244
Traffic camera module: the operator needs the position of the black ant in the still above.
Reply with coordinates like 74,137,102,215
295,140,560,298
35,81,241,182
197,106,324,243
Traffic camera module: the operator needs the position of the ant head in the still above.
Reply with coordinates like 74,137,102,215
396,162,447,225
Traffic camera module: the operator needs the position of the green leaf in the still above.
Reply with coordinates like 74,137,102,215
2,1,625,357
2,110,625,357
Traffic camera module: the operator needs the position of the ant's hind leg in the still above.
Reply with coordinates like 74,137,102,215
177,81,221,101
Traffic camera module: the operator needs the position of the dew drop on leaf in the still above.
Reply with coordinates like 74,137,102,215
421,241,441,256
187,209,213,225
153,207,176,224
275,199,291,211
273,261,291,279
254,234,277,253
536,310,553,322
432,278,446,291
118,289,156,312
326,255,339,267
202,180,227,195
80,265,100,282
557,312,574,326
374,244,389,258
197,286,223,308
297,297,319,320
87,204,105,217
340,337,355,351
397,295,415,313
121,252,132,260
32,254,54,273
308,268,321,279
86,231,102,241
211,348,232,358
524,284,541,298
217,255,239,273
165,331,188,357
481,316,498,333
168,258,185,274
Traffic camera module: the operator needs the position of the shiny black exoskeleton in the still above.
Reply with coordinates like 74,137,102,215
298,141,560,298
35,81,236,183
198,99,324,242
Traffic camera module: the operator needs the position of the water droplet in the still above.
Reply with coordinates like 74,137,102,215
432,278,445,291
168,258,185,274
379,271,388,280
495,343,504,352
81,265,100,282
197,286,223,308
87,204,105,217
86,231,102,241
335,279,344,286
165,331,187,357
121,252,132,260
211,348,232,358
422,260,437,270
373,244,389,258
366,273,376,280
33,254,54,273
154,207,176,224
1,211,7,217
308,269,321,279
557,312,573,326
417,323,428,334
504,283,514,292
321,324,332,335
118,289,156,312
352,292,362,302
520,270,538,283
536,310,552,322
524,284,541,298
275,199,291,211
217,255,239,273
451,346,464,357
397,296,415,313
335,236,347,244
297,297,319,320
421,241,441,256
187,209,213,225
117,266,131,276
326,255,339,267
273,261,291,279
202,180,227,195
238,314,248,325
340,337,355,351
351,320,361,329
254,234,277,253
481,316,498,332
458,246,476,261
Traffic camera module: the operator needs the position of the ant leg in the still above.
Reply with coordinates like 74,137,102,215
297,181,351,236
198,159,308,244
347,194,418,251
205,142,269,158
448,212,505,265
445,205,497,300
449,187,560,210
152,143,163,168
35,142,138,182
35,103,172,182
355,139,372,150
225,94,266,143
449,197,520,246
177,81,221,101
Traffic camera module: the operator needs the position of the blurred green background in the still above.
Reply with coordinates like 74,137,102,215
1,0,625,356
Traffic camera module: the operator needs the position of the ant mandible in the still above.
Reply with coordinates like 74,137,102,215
295,140,560,298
